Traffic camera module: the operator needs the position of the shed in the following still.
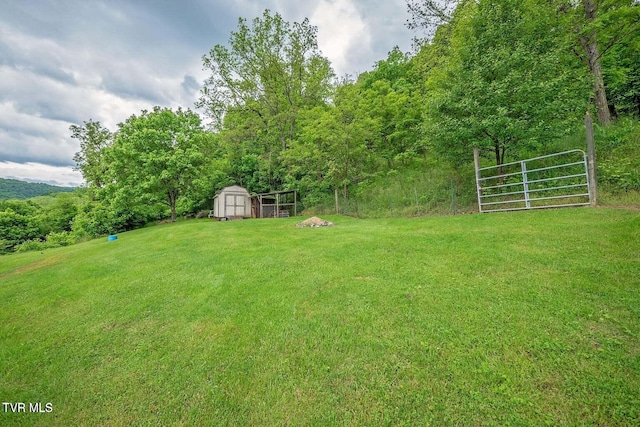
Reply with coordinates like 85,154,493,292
212,185,252,220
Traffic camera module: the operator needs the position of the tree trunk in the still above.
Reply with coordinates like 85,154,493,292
494,142,503,181
493,141,508,185
168,191,177,222
580,0,611,126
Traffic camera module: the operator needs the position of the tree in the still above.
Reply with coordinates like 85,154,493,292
602,30,640,116
199,9,334,133
287,80,378,199
198,9,334,191
40,193,78,233
406,0,459,40
556,0,640,125
280,106,334,202
423,0,588,170
107,107,211,222
217,105,281,192
71,120,112,188
358,47,423,166
329,82,379,197
0,178,74,200
564,0,640,123
407,0,640,125
0,200,44,252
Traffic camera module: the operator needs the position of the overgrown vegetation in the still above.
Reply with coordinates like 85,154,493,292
2,113,638,253
596,117,640,193
79,3,639,206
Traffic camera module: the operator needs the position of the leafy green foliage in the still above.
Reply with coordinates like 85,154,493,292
15,231,76,252
199,9,335,192
601,21,640,117
0,200,44,252
561,0,640,124
106,107,213,222
199,9,333,131
70,119,112,189
291,81,380,199
408,0,640,125
6,4,635,255
69,199,152,239
39,193,78,234
596,118,640,191
358,47,424,166
423,0,589,167
0,192,94,253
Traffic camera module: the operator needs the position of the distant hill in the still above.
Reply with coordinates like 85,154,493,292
0,178,75,200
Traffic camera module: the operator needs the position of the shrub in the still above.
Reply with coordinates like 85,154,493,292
45,231,75,247
15,239,47,252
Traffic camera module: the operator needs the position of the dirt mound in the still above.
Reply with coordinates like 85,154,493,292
296,216,334,228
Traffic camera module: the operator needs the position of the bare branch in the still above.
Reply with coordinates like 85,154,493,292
405,0,460,39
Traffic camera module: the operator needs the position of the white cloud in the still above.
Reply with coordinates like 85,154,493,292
0,101,75,165
0,161,83,187
0,0,414,185
311,0,371,77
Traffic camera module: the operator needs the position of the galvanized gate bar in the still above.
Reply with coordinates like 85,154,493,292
483,202,593,213
474,149,591,213
527,173,589,185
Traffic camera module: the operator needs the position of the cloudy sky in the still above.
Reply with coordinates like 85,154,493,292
0,0,415,187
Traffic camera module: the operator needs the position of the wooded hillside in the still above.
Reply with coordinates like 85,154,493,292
0,178,75,200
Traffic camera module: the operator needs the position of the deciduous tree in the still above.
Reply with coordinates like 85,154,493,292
407,0,640,125
107,107,211,222
71,120,112,189
198,9,334,191
424,0,588,169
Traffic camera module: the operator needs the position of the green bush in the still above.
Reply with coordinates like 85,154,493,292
597,118,640,193
15,239,47,252
39,194,79,234
15,231,77,253
71,200,160,238
45,231,75,247
0,208,45,252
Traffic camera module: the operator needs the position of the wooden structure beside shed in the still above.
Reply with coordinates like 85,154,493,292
253,190,297,218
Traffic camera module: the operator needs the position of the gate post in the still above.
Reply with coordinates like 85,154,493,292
585,112,598,206
473,147,483,212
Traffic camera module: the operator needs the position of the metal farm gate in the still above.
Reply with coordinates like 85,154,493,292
474,149,593,213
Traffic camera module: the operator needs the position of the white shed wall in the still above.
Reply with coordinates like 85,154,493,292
213,186,252,219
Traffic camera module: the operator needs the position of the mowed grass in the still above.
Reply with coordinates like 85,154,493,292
1,208,639,426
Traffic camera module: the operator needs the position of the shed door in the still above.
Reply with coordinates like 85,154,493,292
225,194,246,217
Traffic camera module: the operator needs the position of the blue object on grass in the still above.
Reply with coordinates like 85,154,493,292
108,235,118,241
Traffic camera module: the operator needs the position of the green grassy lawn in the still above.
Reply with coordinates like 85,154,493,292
1,208,639,426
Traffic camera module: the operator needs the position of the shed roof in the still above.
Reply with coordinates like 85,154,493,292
218,185,250,194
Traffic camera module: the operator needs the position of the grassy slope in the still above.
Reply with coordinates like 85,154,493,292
1,208,639,426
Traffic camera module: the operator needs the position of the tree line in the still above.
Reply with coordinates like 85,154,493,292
0,178,74,200
2,1,638,253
